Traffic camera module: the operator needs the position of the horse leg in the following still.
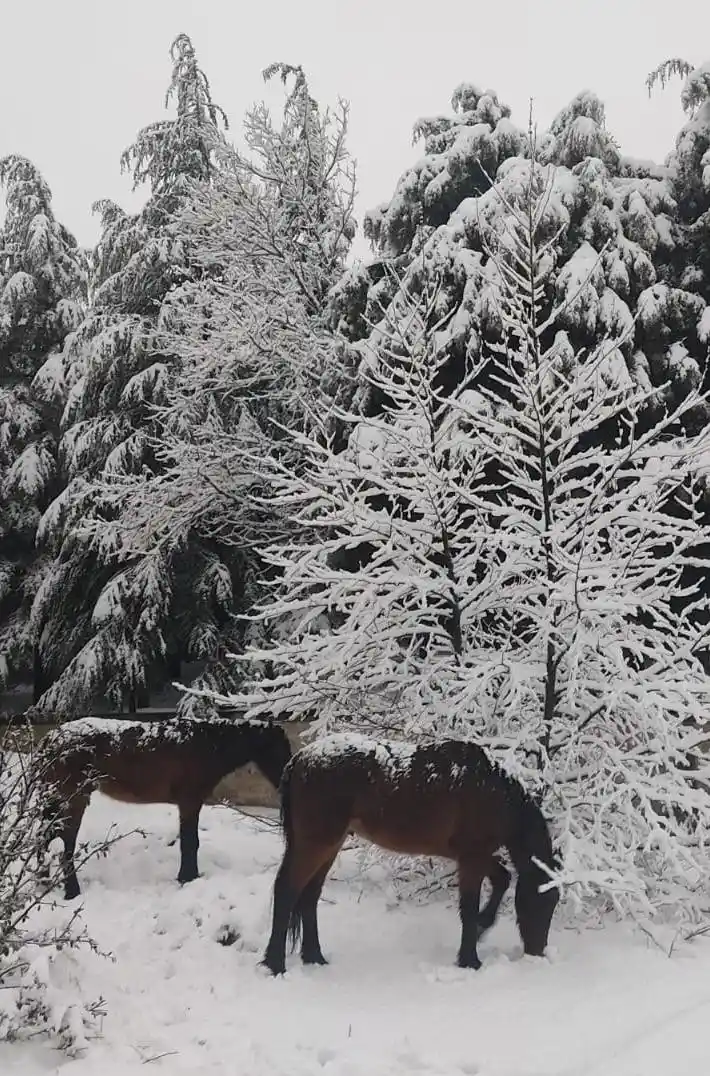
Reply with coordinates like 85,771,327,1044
457,855,487,969
477,855,511,938
62,797,89,901
177,803,201,884
297,851,339,965
37,797,62,884
262,841,341,976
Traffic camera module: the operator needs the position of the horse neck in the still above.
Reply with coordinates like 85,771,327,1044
206,722,284,790
213,725,255,772
213,723,271,771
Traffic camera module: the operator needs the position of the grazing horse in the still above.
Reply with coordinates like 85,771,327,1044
37,716,292,899
262,733,559,975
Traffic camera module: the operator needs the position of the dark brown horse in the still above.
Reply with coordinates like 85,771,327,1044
262,733,559,974
37,716,292,899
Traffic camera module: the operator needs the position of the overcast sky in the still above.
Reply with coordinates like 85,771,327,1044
2,0,708,258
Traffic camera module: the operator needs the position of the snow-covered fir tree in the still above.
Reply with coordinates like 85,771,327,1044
221,149,710,926
0,156,87,695
647,56,710,342
331,85,708,430
96,64,357,712
31,34,228,714
646,56,710,643
331,83,525,347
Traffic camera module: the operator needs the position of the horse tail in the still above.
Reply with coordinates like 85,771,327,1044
35,792,64,879
279,758,294,841
277,760,303,952
287,902,303,954
40,790,64,838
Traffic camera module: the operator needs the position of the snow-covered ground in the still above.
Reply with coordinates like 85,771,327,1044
4,796,710,1076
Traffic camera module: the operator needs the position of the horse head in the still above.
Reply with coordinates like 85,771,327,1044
241,719,292,790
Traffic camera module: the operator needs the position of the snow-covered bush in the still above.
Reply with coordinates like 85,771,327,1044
0,722,114,1051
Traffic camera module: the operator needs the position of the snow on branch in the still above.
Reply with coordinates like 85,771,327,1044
0,721,132,1050
219,148,710,928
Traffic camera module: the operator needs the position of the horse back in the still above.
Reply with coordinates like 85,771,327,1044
38,727,222,807
285,735,520,861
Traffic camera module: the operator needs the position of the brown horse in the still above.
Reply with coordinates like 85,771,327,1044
37,716,292,899
262,733,559,975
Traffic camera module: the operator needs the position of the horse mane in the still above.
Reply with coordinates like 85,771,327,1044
461,742,556,868
279,756,295,838
187,717,274,739
39,716,282,764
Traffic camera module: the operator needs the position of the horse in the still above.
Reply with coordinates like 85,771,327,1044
36,715,292,900
262,732,559,975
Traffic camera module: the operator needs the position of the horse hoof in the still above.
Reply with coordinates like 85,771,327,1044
64,885,81,901
302,952,328,966
260,957,286,976
177,873,198,885
457,955,482,970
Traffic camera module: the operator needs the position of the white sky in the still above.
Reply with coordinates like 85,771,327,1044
2,0,709,259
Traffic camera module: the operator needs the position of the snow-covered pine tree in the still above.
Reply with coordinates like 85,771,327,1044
646,56,710,651
646,57,710,353
0,156,87,696
31,34,229,714
332,85,707,430
330,82,526,361
223,148,710,927
541,91,707,431
99,64,357,712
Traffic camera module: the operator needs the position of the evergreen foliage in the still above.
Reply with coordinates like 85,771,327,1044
105,64,357,711
332,85,708,431
31,34,228,713
0,156,87,692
